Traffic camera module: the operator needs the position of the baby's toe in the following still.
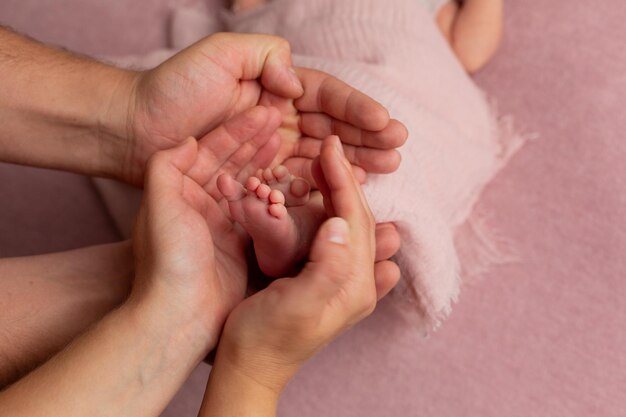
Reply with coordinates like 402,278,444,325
245,176,262,192
268,203,287,219
255,183,272,201
272,165,291,184
290,178,311,198
262,167,277,183
217,174,246,202
269,189,286,205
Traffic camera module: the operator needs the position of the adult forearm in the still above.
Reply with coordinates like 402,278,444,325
0,293,209,417
0,27,137,178
0,241,133,387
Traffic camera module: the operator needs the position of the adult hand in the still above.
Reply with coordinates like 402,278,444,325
0,29,405,190
0,113,285,416
120,33,407,185
206,136,401,404
131,119,401,357
130,107,285,351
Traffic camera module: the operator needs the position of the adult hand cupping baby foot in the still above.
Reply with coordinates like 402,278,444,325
260,67,409,184
115,33,406,185
130,106,402,363
200,136,401,416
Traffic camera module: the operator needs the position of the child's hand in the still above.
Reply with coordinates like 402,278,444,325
212,135,400,393
131,107,285,358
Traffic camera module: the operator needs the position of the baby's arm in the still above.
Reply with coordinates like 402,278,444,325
436,0,503,73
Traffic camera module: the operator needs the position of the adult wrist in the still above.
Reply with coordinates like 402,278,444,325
95,66,142,183
0,28,142,179
124,282,219,363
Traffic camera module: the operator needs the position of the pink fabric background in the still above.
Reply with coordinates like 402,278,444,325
1,1,625,416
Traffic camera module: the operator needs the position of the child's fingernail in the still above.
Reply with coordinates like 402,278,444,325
326,217,349,245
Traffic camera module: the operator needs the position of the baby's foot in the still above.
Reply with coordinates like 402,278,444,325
257,165,311,206
232,0,267,13
217,166,314,277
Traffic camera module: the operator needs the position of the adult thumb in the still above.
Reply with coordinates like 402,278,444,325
305,216,352,294
145,137,198,193
208,33,303,98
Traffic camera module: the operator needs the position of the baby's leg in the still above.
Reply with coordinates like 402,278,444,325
231,0,267,13
436,0,503,73
436,1,460,43
218,166,326,277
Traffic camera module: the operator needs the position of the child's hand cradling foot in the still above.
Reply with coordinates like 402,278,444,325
200,136,401,416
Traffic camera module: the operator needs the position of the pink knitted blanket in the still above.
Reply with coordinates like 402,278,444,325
96,0,525,331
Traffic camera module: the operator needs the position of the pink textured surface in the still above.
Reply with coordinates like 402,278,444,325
1,1,625,416
0,163,119,257
0,0,195,56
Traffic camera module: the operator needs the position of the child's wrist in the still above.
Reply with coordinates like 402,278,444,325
216,332,299,395
202,343,286,417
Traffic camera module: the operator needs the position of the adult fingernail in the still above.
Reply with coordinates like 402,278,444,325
287,67,303,93
335,139,345,157
326,217,349,245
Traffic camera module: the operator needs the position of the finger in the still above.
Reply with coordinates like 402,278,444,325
282,157,316,186
210,110,282,196
145,137,198,197
305,217,353,298
230,79,263,116
375,223,401,262
299,114,409,149
317,135,376,268
188,106,273,184
304,216,378,317
374,261,401,300
311,155,335,217
294,68,390,131
181,175,216,217
203,33,303,99
318,136,373,223
352,165,367,184
293,137,402,174
221,107,281,172
283,157,367,187
144,138,204,220
311,149,368,215
189,106,281,198
234,132,281,183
